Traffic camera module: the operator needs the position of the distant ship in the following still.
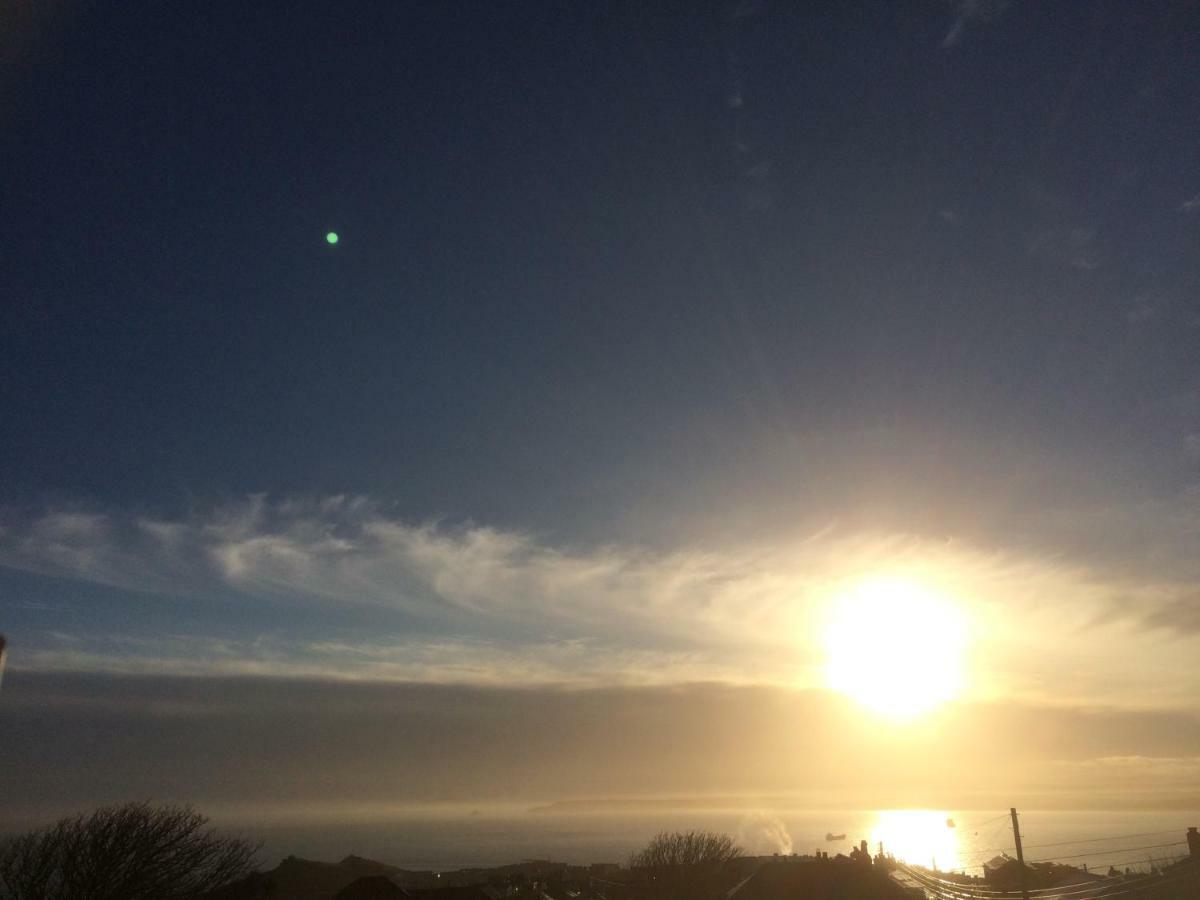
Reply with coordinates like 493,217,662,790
825,832,846,841
946,818,956,828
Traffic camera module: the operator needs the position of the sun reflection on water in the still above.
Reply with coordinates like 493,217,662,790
869,810,967,871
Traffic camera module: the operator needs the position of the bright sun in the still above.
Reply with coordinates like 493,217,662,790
823,577,968,719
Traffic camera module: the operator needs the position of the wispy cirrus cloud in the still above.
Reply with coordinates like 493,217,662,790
942,0,1010,49
4,495,1200,704
1,495,820,653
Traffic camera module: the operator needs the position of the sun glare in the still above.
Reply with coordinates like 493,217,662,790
824,577,967,719
870,810,965,870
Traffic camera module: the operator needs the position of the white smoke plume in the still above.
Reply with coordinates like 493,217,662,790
738,811,794,856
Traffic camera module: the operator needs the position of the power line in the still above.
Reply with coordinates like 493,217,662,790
899,868,1006,897
908,827,1192,868
890,818,1194,899
899,872,1137,900
1081,853,1190,872
962,813,1016,831
904,856,1186,889
896,859,1198,900
1029,842,1186,864
1022,830,1184,852
897,857,1195,897
955,854,1022,868
1050,865,1200,899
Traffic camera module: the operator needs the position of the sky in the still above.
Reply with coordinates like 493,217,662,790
2,0,1200,824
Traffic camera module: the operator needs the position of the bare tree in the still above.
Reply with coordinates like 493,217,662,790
630,831,742,899
631,830,742,870
0,802,259,900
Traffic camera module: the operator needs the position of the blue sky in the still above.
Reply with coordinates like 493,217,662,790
4,0,1197,529
2,0,1200,817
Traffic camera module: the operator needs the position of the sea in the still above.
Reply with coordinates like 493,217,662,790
231,808,1200,874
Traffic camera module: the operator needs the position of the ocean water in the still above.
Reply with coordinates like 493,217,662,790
235,808,1200,874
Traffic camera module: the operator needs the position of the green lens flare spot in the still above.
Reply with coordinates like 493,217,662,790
325,232,339,245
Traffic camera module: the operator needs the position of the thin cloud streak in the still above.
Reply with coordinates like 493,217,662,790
3,496,1200,706
942,0,1010,49
15,632,749,689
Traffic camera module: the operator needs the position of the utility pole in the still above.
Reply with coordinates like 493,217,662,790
1010,808,1029,900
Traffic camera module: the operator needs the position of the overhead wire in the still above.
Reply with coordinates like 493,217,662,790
1029,842,1187,864
1026,868,1194,898
962,813,1017,831
1076,853,1189,873
954,846,1018,865
897,866,1008,896
959,814,1019,859
897,825,1193,870
1036,866,1200,900
902,858,1189,891
1023,831,1186,852
897,857,1197,899
896,861,1199,900
886,821,1194,900
900,873,1119,900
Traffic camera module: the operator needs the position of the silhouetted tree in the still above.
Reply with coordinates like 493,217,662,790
630,831,742,899
631,830,741,870
0,802,259,900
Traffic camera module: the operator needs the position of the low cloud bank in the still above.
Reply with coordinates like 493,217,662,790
3,672,1199,826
